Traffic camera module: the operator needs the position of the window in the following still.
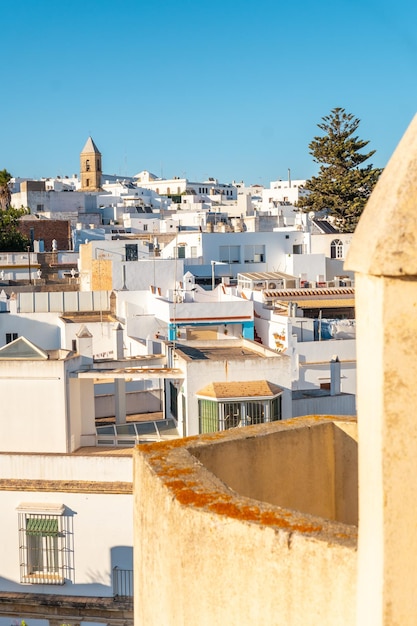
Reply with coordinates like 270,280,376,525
36,204,44,212
143,224,148,232
331,239,343,259
219,245,240,263
198,396,282,434
125,244,138,261
18,504,73,585
86,178,90,187
175,246,186,259
244,244,265,263
6,333,18,344
170,383,178,419
85,159,90,172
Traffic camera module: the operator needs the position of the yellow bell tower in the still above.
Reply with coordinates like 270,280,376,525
79,136,102,191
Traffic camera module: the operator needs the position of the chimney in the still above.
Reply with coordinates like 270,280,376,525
113,322,124,359
330,356,341,395
110,291,117,315
76,325,93,363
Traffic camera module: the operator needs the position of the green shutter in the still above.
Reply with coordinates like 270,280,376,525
26,517,59,536
199,399,219,434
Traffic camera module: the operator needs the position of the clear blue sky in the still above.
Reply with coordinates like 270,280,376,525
2,0,417,185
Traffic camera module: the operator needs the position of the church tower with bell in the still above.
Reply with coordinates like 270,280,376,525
79,136,102,191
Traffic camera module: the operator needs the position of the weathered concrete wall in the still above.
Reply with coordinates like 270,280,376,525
134,417,357,626
191,419,358,524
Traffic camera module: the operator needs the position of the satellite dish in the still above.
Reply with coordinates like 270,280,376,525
308,211,315,221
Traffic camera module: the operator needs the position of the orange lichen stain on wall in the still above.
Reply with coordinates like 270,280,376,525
175,488,217,507
160,467,195,478
335,531,356,540
259,510,322,533
162,471,324,534
142,439,188,453
209,501,259,522
165,479,198,491
141,431,230,455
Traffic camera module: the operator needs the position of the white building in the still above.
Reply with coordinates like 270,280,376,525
158,230,310,285
133,171,237,201
166,338,293,437
0,335,136,625
11,180,99,222
235,273,356,416
261,177,308,209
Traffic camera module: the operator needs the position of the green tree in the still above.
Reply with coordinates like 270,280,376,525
0,168,12,210
298,108,382,232
0,207,30,251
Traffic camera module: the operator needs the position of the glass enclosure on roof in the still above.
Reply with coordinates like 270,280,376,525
198,395,282,434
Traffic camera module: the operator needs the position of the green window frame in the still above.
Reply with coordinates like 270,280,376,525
199,399,219,433
199,395,282,434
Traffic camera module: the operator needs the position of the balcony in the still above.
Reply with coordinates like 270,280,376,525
113,566,133,601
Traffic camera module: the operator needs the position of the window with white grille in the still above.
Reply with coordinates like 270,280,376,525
17,504,73,585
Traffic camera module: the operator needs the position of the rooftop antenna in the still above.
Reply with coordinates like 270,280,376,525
288,168,291,188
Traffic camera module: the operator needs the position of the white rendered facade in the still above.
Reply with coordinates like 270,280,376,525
0,337,134,623
166,339,292,437
132,171,237,201
160,230,310,279
262,178,308,208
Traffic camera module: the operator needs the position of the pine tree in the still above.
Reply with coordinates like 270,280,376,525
299,108,382,232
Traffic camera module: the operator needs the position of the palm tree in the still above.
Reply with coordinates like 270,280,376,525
0,169,12,210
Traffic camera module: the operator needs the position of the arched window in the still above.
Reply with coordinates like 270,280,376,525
85,159,90,172
330,239,343,259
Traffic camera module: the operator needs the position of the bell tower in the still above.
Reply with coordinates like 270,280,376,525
79,136,102,191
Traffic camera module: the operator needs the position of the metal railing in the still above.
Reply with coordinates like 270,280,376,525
112,566,133,599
